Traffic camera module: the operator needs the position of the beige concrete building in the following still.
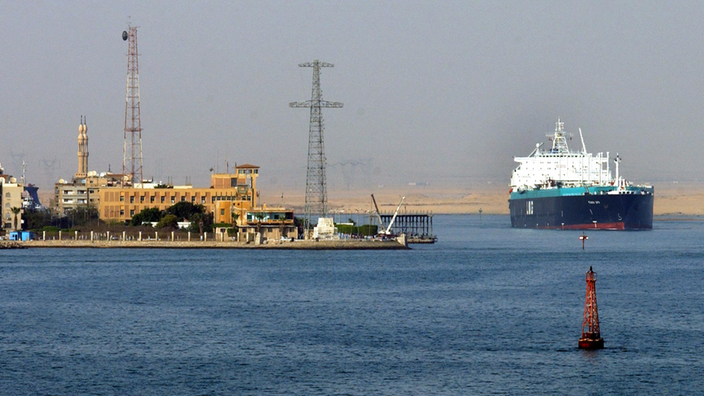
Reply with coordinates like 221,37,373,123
213,206,297,241
55,172,123,215
53,119,288,230
0,168,24,232
98,165,260,223
239,207,297,240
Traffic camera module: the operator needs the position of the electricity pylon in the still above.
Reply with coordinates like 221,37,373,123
290,60,343,235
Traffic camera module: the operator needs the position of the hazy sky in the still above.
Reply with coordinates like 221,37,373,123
2,1,703,192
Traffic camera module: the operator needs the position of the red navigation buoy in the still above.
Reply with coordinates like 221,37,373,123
579,266,604,349
579,233,588,250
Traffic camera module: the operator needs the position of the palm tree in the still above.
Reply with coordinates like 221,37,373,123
10,207,21,231
254,212,265,234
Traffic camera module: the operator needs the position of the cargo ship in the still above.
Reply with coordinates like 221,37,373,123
509,119,654,230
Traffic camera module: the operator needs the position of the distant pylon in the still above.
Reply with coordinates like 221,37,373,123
579,266,604,349
123,24,143,186
290,60,343,234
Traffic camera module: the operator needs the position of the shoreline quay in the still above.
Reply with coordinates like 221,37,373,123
10,239,410,250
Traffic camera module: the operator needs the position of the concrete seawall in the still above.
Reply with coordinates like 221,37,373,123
16,239,410,250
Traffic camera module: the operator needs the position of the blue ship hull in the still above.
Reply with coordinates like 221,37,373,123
509,187,654,230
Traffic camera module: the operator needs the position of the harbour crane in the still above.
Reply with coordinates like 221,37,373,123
371,194,405,236
382,196,405,235
370,194,384,229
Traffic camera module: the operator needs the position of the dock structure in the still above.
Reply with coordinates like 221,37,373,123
380,213,436,243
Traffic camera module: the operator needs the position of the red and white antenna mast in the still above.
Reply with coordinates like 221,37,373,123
122,24,143,186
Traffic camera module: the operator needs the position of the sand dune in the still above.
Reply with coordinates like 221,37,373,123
261,184,704,216
37,183,701,217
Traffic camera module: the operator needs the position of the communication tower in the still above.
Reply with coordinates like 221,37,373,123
122,24,143,186
290,60,343,234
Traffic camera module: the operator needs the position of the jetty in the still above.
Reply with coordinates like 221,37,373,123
380,213,436,243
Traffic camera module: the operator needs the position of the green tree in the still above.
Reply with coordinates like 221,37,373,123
66,206,99,227
358,224,378,236
23,208,52,230
253,212,266,233
336,224,357,235
188,212,213,235
130,207,164,226
156,214,179,229
10,207,21,231
167,201,205,220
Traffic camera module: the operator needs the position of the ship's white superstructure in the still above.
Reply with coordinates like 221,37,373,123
510,119,614,190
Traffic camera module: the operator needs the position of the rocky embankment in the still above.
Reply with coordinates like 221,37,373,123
0,242,27,249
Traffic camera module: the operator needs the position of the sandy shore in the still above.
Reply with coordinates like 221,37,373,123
260,183,704,216
17,239,409,250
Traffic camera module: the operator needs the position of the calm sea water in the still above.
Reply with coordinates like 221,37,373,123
1,215,703,395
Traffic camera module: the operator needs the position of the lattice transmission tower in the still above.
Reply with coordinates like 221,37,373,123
122,24,143,186
290,60,343,232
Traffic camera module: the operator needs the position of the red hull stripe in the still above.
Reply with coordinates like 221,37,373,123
539,222,626,230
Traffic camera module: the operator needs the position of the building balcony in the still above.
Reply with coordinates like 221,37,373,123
246,219,295,225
